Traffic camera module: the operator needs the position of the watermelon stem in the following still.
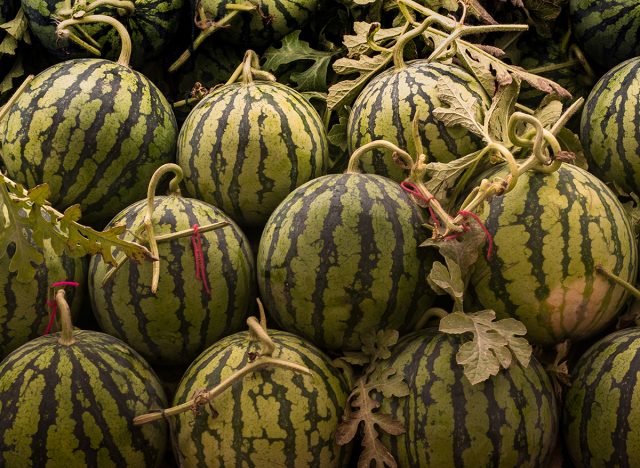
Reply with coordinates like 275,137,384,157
54,290,76,346
61,28,101,56
596,265,640,300
168,4,256,73
58,0,135,17
415,307,449,330
366,23,393,54
392,16,442,69
56,14,132,66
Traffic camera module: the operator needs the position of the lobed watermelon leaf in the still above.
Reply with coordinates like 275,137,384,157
0,7,30,56
439,310,532,384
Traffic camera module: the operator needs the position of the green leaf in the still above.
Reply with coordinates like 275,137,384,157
0,8,30,55
485,78,520,144
328,52,392,113
439,310,532,385
263,31,333,92
0,55,24,94
433,77,486,139
427,260,464,311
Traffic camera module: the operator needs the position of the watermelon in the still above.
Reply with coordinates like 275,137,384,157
348,60,489,182
257,173,434,351
0,291,168,466
0,58,178,227
195,0,318,48
564,327,640,467
570,0,640,70
468,163,638,346
171,328,351,466
377,328,558,467
21,0,184,66
581,57,640,194
89,173,256,366
177,79,328,228
0,237,86,360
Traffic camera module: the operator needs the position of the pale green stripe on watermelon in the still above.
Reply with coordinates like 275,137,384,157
0,58,178,226
378,329,558,467
0,330,167,466
89,195,256,366
21,0,185,65
173,329,350,467
177,80,328,228
347,61,489,181
581,57,640,194
564,328,640,467
0,240,86,360
470,163,638,345
570,0,640,69
258,173,434,351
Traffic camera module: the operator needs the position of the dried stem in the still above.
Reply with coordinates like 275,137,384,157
55,290,76,346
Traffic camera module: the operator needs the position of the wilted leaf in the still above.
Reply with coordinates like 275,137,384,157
0,8,30,55
433,77,486,139
422,150,486,205
556,127,587,169
360,329,401,369
439,310,532,384
485,78,520,144
328,52,392,113
463,0,499,24
0,55,24,94
343,22,405,57
427,260,464,311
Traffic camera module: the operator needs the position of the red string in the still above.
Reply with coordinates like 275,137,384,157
400,181,441,229
44,281,80,335
457,210,494,260
191,224,211,296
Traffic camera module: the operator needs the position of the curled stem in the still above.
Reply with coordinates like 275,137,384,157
367,23,393,53
346,140,414,174
57,14,132,66
393,16,439,69
144,164,183,293
55,290,76,346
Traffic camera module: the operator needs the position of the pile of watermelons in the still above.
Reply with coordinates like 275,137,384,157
1,0,640,465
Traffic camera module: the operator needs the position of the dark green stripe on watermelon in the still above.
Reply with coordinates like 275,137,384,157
564,327,640,467
0,58,178,227
0,330,167,466
173,329,350,467
89,195,256,366
178,80,328,228
570,0,640,69
257,173,434,351
581,57,640,194
20,0,185,66
1,240,86,360
469,163,637,346
377,328,558,467
347,60,489,181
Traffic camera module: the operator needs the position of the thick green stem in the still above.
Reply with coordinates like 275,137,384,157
144,164,183,293
596,265,640,300
367,23,393,53
346,140,414,173
168,6,254,73
393,17,438,69
64,28,101,56
58,0,135,17
55,290,76,346
415,307,449,330
57,14,132,66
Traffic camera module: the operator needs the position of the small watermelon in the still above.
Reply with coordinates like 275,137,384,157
171,326,351,466
0,290,168,466
570,0,640,69
348,60,489,181
564,327,640,466
258,173,435,351
177,73,328,228
89,165,256,366
469,163,638,346
377,328,558,466
581,57,640,194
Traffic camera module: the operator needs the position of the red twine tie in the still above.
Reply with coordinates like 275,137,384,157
191,224,211,296
44,281,80,335
400,181,441,229
457,210,494,260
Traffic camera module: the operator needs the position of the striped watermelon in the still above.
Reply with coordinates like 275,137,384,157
20,0,184,66
570,0,640,69
0,58,178,227
581,57,640,194
469,163,638,346
0,293,168,466
348,60,489,182
89,191,256,366
0,238,86,360
172,328,350,467
564,327,640,467
177,80,328,228
257,173,434,351
197,0,318,48
377,328,558,466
